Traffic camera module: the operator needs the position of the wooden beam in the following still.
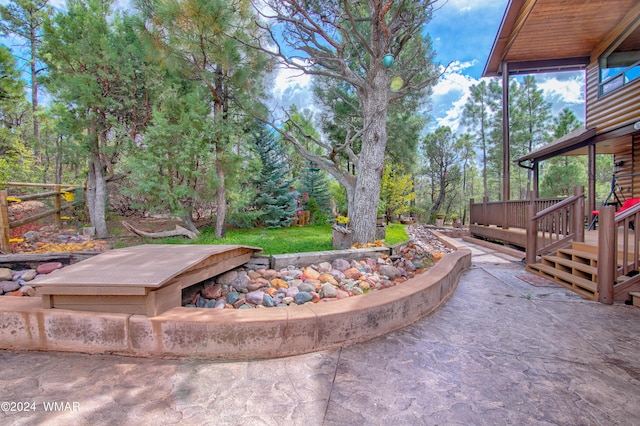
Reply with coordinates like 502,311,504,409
500,0,538,65
591,2,640,62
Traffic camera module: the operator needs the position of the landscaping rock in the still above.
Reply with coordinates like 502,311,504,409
331,258,351,271
294,291,313,304
19,269,38,282
321,283,337,298
0,268,13,281
343,267,362,280
318,273,339,286
180,225,453,310
1,281,20,293
270,278,288,289
246,290,265,305
298,282,316,293
317,262,333,273
202,284,222,300
36,262,63,275
379,265,401,280
302,267,320,280
263,294,275,307
217,270,238,285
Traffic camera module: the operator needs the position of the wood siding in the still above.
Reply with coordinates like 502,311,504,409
613,135,640,200
586,63,640,133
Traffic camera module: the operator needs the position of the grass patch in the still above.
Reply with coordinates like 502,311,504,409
188,223,409,255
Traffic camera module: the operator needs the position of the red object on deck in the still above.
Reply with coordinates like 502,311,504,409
590,197,640,230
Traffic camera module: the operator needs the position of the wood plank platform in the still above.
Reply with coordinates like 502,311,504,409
33,244,262,316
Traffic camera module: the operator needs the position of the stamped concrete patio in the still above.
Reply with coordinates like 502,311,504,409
1,238,639,425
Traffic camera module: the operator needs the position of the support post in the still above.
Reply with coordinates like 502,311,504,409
54,184,62,228
525,203,537,265
588,144,596,224
532,162,539,199
0,190,10,253
597,206,615,304
574,186,584,243
502,62,510,204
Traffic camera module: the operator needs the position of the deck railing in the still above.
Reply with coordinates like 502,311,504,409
525,186,585,264
597,204,640,304
470,196,565,229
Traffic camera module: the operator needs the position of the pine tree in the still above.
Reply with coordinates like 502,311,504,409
299,160,332,217
253,126,297,228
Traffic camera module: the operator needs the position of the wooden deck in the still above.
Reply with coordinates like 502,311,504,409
33,244,262,316
470,224,633,252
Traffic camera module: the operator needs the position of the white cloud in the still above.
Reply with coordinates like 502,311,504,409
430,61,480,131
272,62,311,99
444,0,499,12
537,75,585,105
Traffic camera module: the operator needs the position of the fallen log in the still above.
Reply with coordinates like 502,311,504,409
121,221,199,240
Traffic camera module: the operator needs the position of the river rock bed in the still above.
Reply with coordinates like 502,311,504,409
183,225,454,309
0,262,64,296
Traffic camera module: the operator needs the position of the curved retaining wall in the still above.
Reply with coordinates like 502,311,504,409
0,234,471,360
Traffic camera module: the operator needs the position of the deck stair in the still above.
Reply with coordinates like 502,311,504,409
526,242,601,300
526,241,640,303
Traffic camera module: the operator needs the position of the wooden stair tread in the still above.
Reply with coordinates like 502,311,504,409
527,263,597,293
542,255,597,275
557,248,598,261
571,242,598,254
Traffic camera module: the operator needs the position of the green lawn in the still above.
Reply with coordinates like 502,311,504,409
192,223,409,255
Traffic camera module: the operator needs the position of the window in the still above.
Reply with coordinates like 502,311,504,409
599,18,640,96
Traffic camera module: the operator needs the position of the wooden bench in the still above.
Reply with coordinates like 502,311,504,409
32,244,262,316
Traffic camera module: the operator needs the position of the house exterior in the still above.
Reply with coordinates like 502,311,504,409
483,0,640,218
474,0,640,304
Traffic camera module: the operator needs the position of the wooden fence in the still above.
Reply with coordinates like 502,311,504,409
0,182,82,253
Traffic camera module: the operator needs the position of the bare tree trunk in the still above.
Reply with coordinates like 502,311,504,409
87,152,108,238
214,149,227,238
86,123,108,238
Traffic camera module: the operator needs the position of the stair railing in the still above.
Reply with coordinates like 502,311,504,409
526,186,585,265
597,203,640,304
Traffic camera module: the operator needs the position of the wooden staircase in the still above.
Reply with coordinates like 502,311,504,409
527,241,640,303
526,242,600,300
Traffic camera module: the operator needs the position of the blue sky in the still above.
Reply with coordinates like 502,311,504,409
273,0,586,134
3,0,585,134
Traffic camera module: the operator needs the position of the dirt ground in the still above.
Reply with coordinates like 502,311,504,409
6,200,187,254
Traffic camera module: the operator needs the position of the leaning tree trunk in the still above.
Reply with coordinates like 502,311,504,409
350,73,389,245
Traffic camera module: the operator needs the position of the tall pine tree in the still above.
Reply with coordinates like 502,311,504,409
299,160,332,217
253,126,296,228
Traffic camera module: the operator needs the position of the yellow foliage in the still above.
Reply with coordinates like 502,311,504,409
351,240,385,249
23,241,98,254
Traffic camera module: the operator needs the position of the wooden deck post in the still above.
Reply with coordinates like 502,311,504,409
597,206,615,304
525,203,537,264
54,184,62,228
574,186,584,243
483,196,488,226
0,190,10,253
